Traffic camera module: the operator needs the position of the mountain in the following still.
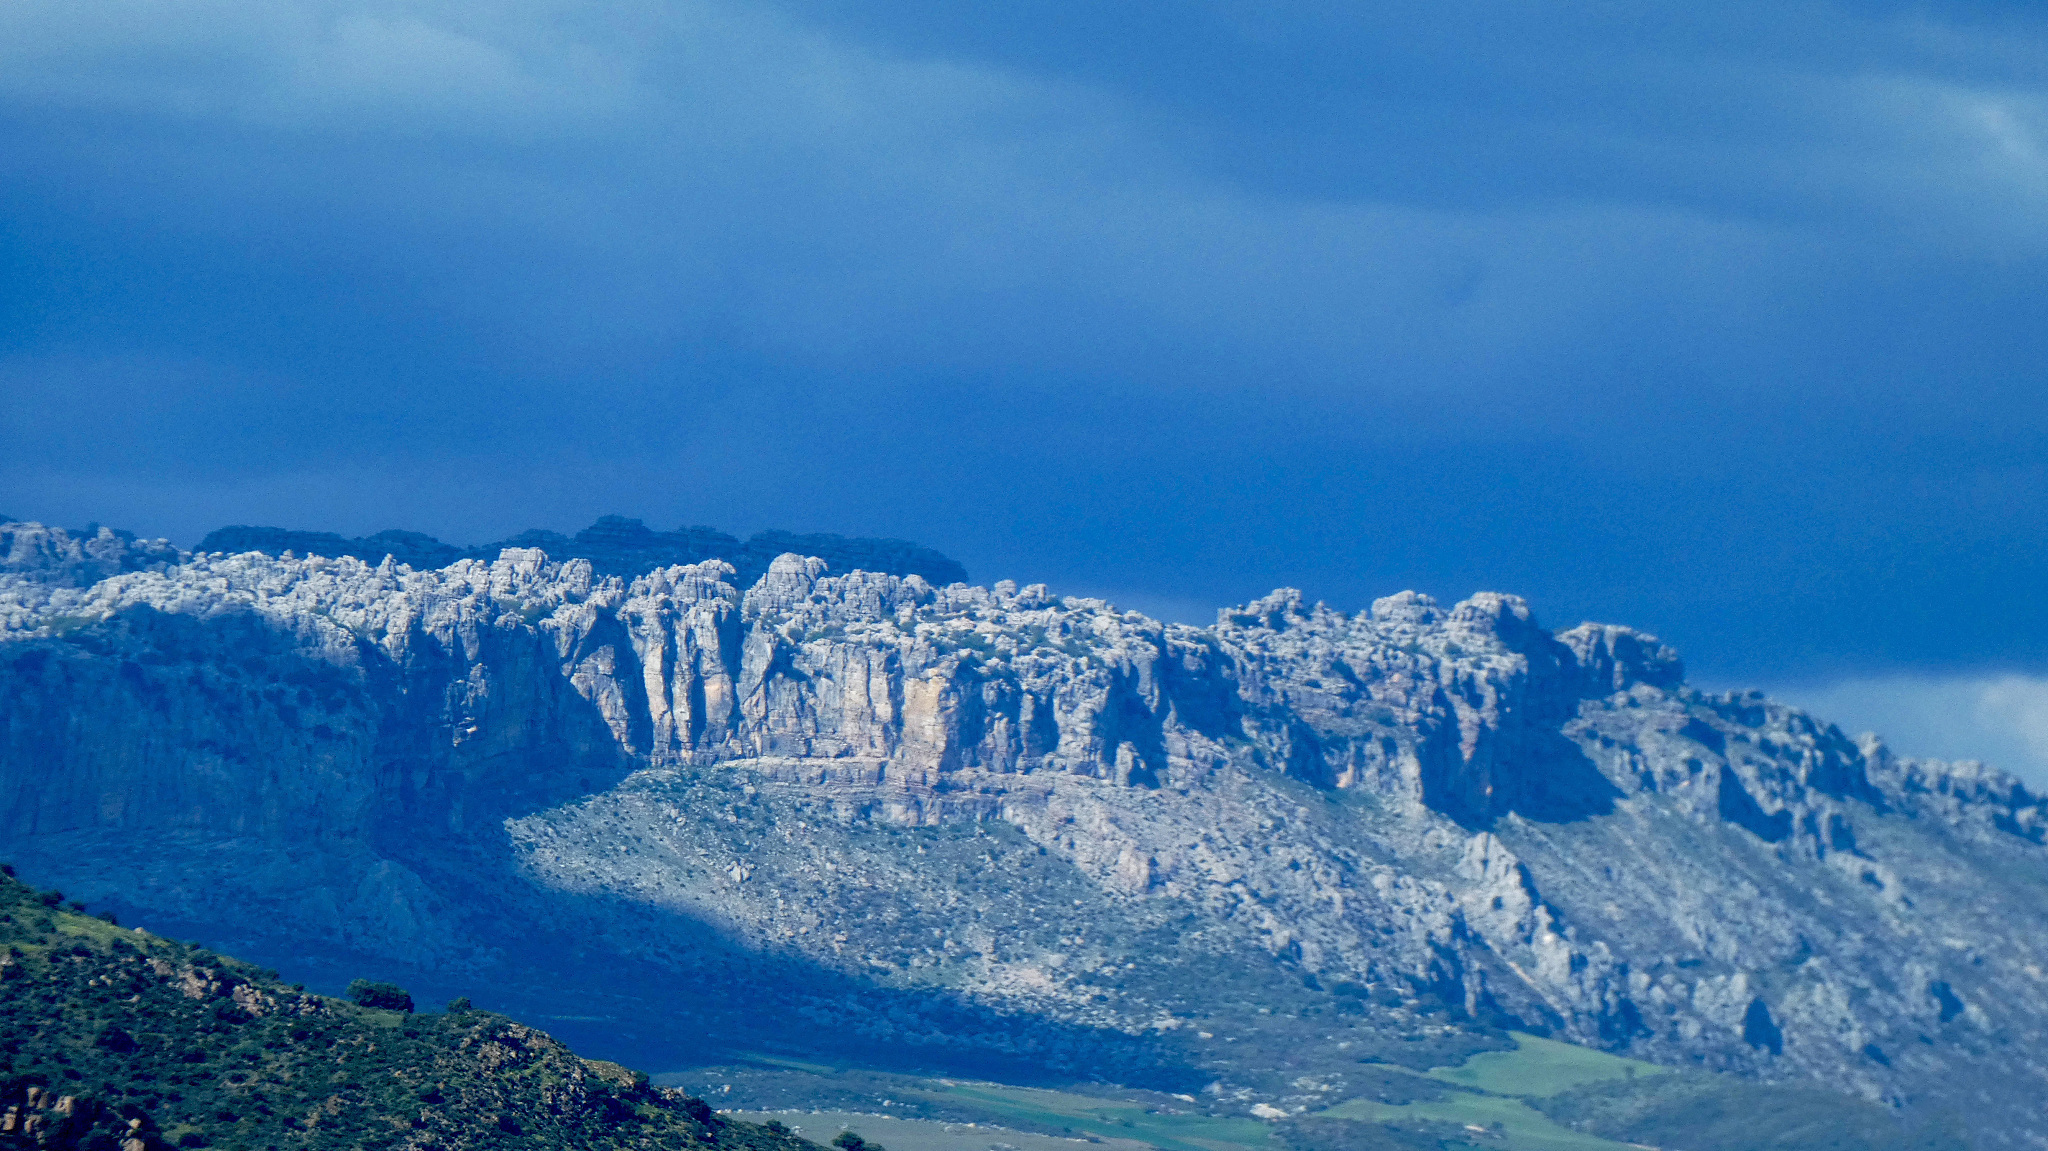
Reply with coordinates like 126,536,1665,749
0,862,819,1151
192,517,968,589
1,520,2040,1145
0,866,1947,1151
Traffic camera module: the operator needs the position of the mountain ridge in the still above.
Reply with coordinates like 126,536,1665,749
190,517,969,590
1,520,2042,1145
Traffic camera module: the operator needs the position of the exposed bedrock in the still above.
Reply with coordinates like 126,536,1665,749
2,522,2044,1142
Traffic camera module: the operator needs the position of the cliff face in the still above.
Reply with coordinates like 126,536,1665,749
2,523,2044,1143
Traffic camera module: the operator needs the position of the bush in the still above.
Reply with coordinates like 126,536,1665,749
347,979,415,1013
446,996,473,1013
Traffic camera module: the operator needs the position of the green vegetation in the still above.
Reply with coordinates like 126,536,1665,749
345,980,414,1013
1342,1032,1966,1151
1274,1116,1512,1151
1317,1092,1627,1150
739,1112,1157,1151
1420,1033,1666,1097
682,1030,1963,1151
0,865,823,1151
913,1081,1271,1151
1297,1033,1667,1148
1529,1072,1972,1150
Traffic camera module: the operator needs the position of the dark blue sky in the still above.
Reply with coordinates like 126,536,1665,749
4,1,2047,761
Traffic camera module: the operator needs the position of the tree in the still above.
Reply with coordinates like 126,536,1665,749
347,979,415,1013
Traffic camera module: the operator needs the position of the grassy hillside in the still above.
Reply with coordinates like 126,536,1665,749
0,865,820,1151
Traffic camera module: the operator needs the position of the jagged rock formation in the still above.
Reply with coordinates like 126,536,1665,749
0,522,180,589
195,515,969,588
0,522,2041,1144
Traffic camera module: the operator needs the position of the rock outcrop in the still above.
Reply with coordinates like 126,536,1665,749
2,522,2042,1144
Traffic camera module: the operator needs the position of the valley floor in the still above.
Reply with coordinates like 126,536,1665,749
667,1037,1701,1151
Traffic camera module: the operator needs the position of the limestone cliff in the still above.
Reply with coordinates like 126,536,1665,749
1,522,2041,1144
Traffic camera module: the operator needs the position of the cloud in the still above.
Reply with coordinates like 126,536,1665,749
0,1,643,134
1,0,2039,387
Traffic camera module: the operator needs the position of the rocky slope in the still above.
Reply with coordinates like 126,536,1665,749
0,863,821,1151
0,521,2039,1143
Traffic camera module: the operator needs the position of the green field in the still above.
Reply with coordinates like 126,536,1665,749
912,1032,1663,1151
1318,1093,1635,1151
1422,1033,1669,1098
687,1026,1951,1151
687,1032,1677,1151
914,1081,1274,1151
733,1110,1158,1151
1310,1032,1661,1150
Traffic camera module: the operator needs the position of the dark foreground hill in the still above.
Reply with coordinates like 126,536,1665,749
0,867,817,1151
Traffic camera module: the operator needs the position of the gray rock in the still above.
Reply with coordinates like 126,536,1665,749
1,520,2042,1142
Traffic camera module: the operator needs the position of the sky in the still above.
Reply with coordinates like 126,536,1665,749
3,1,2047,777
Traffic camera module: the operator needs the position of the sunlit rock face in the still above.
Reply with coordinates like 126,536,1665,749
3,521,2045,1145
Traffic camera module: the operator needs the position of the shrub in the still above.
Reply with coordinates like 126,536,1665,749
347,979,415,1013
